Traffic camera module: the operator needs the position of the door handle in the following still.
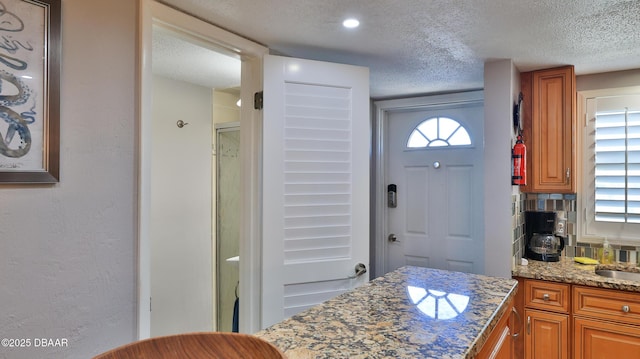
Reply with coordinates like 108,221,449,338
388,234,399,242
347,263,367,279
527,316,531,335
511,307,522,338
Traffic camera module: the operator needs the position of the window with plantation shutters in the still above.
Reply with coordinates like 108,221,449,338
582,93,640,241
594,109,640,222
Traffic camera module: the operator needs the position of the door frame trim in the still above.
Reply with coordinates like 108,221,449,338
137,0,267,338
372,91,484,277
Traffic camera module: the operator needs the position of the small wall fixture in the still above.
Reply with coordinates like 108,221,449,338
176,120,189,128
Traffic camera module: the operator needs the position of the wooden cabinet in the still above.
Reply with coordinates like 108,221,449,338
574,317,640,358
515,278,640,359
573,286,640,359
525,309,569,359
520,65,576,193
477,301,518,359
522,279,570,359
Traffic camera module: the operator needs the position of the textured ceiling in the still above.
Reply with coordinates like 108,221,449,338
152,26,241,90
155,0,640,99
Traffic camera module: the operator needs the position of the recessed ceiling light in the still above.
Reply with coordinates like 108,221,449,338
343,18,360,29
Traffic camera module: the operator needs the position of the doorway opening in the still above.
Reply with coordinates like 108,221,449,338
149,25,241,336
373,92,485,278
138,0,267,337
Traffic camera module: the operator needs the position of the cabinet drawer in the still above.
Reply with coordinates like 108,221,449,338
525,279,570,313
574,286,640,326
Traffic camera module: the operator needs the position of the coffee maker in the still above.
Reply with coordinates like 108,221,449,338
525,211,565,262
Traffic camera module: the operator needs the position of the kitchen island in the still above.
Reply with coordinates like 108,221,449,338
256,266,518,358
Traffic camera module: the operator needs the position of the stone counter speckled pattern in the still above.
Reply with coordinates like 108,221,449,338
255,266,518,359
512,257,640,293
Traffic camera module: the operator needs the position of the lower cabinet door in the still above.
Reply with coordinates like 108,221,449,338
525,309,569,359
477,303,514,359
574,317,640,359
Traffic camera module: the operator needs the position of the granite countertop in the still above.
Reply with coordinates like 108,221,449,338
255,266,518,359
512,256,640,292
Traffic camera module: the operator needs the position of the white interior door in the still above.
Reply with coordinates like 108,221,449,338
385,101,484,274
261,55,370,328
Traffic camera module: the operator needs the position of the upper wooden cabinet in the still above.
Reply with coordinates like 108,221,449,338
520,66,576,193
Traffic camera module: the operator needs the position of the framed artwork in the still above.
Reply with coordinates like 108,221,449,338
0,0,60,183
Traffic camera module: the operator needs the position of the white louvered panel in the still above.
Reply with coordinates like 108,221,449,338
283,82,353,264
262,55,369,328
284,236,351,251
285,183,351,194
283,117,350,131
283,279,351,318
285,150,350,162
284,193,350,205
285,160,351,172
285,172,351,183
284,203,350,217
284,226,350,240
285,127,350,141
285,139,350,151
285,214,351,228
594,111,640,222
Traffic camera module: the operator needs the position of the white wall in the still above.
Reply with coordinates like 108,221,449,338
483,59,518,277
577,68,640,91
150,75,213,336
212,90,240,126
0,1,138,358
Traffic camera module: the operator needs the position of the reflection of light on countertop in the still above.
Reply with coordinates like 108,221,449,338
407,286,470,320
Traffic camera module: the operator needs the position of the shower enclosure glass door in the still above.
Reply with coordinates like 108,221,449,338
216,123,240,332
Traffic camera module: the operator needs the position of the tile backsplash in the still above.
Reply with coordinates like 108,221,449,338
511,193,640,266
511,193,526,264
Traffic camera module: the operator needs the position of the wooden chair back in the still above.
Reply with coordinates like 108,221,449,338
93,332,286,359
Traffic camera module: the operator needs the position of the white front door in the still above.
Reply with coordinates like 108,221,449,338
385,99,484,274
261,55,370,328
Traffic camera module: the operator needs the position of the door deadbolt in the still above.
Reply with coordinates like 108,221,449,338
387,184,397,208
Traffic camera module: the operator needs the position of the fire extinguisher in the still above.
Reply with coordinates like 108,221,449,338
512,135,526,185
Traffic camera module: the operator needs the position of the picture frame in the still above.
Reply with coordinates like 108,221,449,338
0,0,60,183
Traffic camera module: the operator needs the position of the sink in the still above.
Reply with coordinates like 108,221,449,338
595,269,640,281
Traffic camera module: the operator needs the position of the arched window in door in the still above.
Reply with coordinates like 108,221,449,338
407,117,472,148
